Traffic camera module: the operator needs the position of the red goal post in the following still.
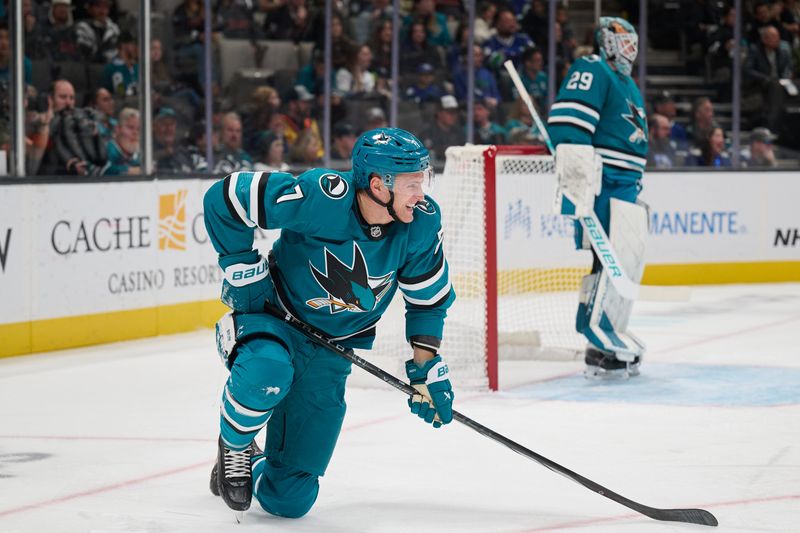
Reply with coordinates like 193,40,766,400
360,145,588,392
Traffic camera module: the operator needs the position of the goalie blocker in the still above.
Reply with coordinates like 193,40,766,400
555,144,647,373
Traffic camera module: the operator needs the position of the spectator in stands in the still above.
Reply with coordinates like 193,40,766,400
253,130,290,171
748,1,782,44
102,107,140,175
521,0,548,47
778,0,800,44
330,121,357,162
214,112,254,173
402,0,452,47
172,0,221,94
474,1,498,45
102,31,138,98
27,0,81,62
364,106,388,130
369,19,393,79
404,63,445,104
353,0,393,45
218,0,256,39
707,5,736,98
400,20,443,74
483,8,534,70
279,85,319,151
453,45,500,109
289,128,323,165
241,86,281,154
518,47,548,112
689,126,731,167
335,44,378,98
312,11,355,70
647,114,680,168
744,25,795,130
38,79,107,176
745,127,778,167
652,91,688,148
686,96,717,148
265,0,315,41
473,98,505,145
153,106,207,174
25,85,53,175
422,94,463,162
88,87,116,145
75,0,121,64
503,94,535,139
0,24,32,85
555,6,577,59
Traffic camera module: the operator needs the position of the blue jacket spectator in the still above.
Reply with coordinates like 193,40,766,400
452,45,500,106
404,63,446,104
483,9,534,69
402,0,452,47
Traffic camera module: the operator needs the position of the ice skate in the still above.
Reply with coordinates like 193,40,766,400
214,436,256,514
584,346,640,379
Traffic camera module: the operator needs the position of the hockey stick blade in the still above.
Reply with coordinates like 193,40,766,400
264,304,718,527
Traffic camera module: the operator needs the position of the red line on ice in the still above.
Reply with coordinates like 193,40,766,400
0,460,209,518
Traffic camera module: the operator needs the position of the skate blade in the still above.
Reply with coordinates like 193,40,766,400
234,511,244,523
584,366,635,380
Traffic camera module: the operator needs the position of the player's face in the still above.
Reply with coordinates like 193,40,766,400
392,171,429,223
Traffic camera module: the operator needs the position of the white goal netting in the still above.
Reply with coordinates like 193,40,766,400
358,145,589,390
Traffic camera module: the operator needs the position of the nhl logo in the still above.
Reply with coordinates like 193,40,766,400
370,226,382,238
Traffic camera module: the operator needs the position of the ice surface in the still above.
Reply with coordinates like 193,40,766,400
1,284,798,532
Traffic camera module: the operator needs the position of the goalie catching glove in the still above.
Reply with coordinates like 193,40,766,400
405,355,454,428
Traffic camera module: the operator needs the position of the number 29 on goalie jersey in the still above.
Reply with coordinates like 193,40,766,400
547,54,648,185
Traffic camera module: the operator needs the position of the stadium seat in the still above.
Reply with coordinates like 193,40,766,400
219,38,261,87
54,61,89,95
259,40,299,72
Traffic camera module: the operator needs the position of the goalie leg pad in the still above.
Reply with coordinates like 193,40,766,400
577,198,649,360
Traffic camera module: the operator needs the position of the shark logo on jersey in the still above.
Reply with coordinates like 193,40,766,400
414,200,436,215
306,242,394,313
319,173,349,199
622,99,647,144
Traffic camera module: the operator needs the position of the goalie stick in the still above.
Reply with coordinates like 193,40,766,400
263,302,718,527
502,60,690,302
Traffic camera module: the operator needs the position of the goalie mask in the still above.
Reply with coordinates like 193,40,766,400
595,17,638,76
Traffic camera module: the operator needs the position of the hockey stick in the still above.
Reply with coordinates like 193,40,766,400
263,302,718,527
502,60,690,302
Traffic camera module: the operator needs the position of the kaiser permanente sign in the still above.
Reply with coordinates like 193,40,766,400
1,172,798,357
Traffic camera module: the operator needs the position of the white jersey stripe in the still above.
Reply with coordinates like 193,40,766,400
398,260,447,292
228,172,256,228
220,405,270,432
550,102,601,121
402,281,452,306
547,116,597,133
601,157,645,172
596,148,647,166
248,171,265,227
224,386,270,417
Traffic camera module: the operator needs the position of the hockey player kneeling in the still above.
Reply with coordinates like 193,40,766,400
547,17,649,379
203,128,455,518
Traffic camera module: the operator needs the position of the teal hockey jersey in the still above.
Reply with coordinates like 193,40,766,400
547,55,648,184
203,169,455,350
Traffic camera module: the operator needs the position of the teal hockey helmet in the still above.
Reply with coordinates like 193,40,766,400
352,128,431,190
595,17,638,76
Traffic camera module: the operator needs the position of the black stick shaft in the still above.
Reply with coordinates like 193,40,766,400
267,306,718,527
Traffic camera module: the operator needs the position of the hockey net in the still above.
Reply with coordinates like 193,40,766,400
359,145,589,390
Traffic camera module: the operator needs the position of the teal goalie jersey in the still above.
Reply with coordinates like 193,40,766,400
547,54,648,184
203,169,455,349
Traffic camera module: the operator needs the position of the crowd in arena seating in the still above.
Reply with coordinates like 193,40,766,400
0,0,798,176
